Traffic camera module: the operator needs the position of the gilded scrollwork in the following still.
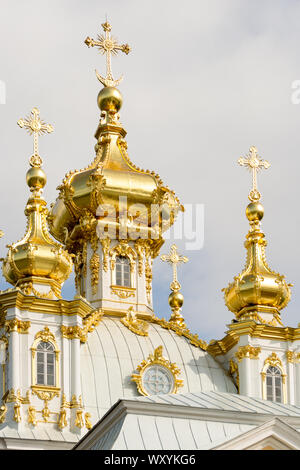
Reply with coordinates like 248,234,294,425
109,240,136,272
85,412,92,430
121,307,149,336
235,345,261,362
5,318,31,334
100,238,110,272
151,316,207,351
61,308,103,343
110,285,136,299
90,252,100,295
28,406,37,426
0,404,7,423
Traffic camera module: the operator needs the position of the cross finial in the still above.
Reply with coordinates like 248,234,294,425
238,146,270,202
17,107,54,168
85,21,131,88
161,244,188,292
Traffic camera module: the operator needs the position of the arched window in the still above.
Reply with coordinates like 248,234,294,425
266,366,282,402
36,342,55,387
115,256,131,287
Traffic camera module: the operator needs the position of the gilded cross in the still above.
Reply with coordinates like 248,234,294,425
85,21,131,87
161,244,188,292
238,146,270,202
17,107,53,168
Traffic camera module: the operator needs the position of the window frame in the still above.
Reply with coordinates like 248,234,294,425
261,353,287,404
31,327,60,393
115,256,131,287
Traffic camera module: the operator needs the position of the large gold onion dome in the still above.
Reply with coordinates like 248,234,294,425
48,26,183,250
223,150,292,321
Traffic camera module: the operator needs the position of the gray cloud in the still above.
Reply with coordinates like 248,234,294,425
0,0,299,342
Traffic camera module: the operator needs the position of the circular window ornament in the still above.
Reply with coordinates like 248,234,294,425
142,364,174,395
132,345,183,396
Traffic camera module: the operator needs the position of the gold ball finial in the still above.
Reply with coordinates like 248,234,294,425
97,86,123,112
168,291,184,309
26,167,47,191
246,202,264,222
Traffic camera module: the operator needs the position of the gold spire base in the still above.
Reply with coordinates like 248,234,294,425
169,309,186,329
235,305,284,327
16,277,62,300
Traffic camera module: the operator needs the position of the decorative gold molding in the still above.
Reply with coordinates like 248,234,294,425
152,316,207,351
85,412,92,430
121,307,149,336
0,290,93,317
5,318,30,334
5,388,30,404
100,238,110,272
261,352,287,403
229,359,239,392
111,285,136,299
61,325,82,340
0,404,7,423
235,345,261,362
31,385,60,402
263,352,283,369
18,279,62,300
28,406,37,426
286,350,300,364
61,308,103,343
132,345,183,396
58,407,67,429
75,409,84,428
34,326,56,344
13,402,21,423
109,241,137,272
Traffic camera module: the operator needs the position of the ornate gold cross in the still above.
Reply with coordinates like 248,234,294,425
17,107,53,168
161,244,188,292
238,146,270,202
85,21,131,87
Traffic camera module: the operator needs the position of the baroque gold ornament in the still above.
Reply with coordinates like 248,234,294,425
132,345,183,396
85,21,131,88
121,307,149,336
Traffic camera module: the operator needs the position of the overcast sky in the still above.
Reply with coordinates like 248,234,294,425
1,0,300,342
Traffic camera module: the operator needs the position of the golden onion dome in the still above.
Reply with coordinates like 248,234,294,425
48,85,183,250
2,108,73,299
223,148,292,326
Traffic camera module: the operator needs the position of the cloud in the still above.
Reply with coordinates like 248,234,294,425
0,0,299,342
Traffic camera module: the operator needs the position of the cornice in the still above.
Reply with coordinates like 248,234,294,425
0,290,93,317
207,320,300,357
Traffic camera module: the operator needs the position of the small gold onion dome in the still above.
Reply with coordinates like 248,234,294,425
2,166,72,289
223,201,291,317
97,86,123,112
169,290,184,310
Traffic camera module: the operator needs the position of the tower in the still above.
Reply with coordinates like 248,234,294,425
207,146,300,405
49,22,183,317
